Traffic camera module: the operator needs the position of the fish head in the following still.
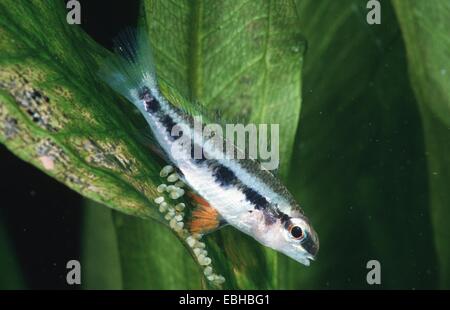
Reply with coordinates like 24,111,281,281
257,210,319,266
280,215,319,266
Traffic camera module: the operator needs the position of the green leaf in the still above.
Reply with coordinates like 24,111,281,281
145,0,304,174
0,1,162,220
0,0,305,289
114,0,306,289
82,200,122,289
0,1,202,289
282,0,439,289
393,0,450,288
113,210,203,289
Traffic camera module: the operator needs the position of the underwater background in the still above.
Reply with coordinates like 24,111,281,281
0,0,449,289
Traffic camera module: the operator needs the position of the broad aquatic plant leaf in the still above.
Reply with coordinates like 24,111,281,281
114,0,305,288
0,1,203,289
113,210,203,289
393,0,450,288
113,0,306,289
0,1,161,220
0,0,305,289
82,200,122,289
283,0,438,289
145,0,305,173
83,199,200,289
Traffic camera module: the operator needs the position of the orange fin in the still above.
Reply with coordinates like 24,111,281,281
187,192,226,234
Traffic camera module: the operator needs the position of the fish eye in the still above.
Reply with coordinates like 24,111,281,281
289,225,304,240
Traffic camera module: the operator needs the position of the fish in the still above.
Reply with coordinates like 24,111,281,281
98,28,319,266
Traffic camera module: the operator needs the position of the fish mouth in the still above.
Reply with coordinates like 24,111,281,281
294,251,315,266
305,253,316,265
293,242,317,266
292,236,318,266
297,256,313,266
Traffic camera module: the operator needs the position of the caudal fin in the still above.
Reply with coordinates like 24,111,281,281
98,27,158,104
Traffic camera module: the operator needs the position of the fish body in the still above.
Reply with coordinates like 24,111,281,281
99,29,319,265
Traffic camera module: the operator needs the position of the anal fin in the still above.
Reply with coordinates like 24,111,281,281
187,192,227,235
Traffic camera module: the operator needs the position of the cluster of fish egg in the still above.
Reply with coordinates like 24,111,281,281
185,235,225,284
154,165,225,286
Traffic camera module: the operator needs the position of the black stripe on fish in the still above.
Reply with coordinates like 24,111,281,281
242,186,270,210
264,208,291,226
144,96,160,113
139,87,160,113
161,115,176,135
212,164,237,186
277,211,291,224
